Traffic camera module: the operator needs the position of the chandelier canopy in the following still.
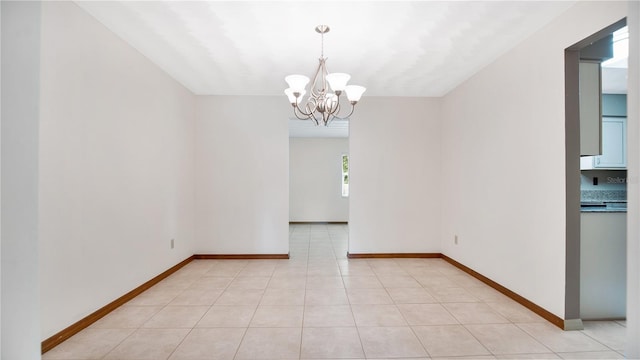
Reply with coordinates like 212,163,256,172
284,25,366,126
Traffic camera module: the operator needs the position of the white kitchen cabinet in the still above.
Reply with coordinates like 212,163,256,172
580,117,626,170
579,61,602,156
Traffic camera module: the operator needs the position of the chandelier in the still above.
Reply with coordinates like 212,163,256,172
284,25,366,126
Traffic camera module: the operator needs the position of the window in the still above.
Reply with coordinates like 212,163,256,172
342,154,349,197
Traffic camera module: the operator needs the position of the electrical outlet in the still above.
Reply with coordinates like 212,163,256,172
454,235,458,245
171,238,175,249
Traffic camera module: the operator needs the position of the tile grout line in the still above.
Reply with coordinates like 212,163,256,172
164,262,218,360
441,263,555,358
101,262,207,359
344,249,368,359
381,259,508,358
511,322,565,356
577,325,625,353
98,293,173,359
396,258,473,359
228,258,255,360
389,286,432,359
297,225,311,359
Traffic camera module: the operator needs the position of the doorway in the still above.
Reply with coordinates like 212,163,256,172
288,118,350,224
564,18,628,327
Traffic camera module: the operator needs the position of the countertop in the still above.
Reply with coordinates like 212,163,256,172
581,202,627,213
581,208,626,213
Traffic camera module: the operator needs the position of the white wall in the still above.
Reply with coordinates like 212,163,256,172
626,0,639,357
349,97,441,254
38,2,196,339
1,2,42,358
441,1,627,319
195,96,289,254
289,138,349,222
580,213,626,319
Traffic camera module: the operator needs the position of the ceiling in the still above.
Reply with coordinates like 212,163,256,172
75,1,587,138
75,1,577,98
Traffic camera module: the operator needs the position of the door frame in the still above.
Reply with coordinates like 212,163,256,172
563,18,627,327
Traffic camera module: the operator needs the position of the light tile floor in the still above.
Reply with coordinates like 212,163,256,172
44,224,628,360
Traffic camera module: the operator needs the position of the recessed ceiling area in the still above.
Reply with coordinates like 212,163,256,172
75,1,576,98
289,118,348,138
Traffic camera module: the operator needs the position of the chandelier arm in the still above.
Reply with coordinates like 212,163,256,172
329,95,341,115
310,111,323,126
292,104,313,120
331,101,356,121
292,111,310,121
341,103,356,119
325,114,335,126
319,94,340,122
319,112,327,126
305,98,319,116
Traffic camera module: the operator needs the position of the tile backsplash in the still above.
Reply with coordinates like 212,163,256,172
580,170,627,202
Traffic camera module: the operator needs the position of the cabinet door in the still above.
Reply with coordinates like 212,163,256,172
579,61,602,156
594,117,626,168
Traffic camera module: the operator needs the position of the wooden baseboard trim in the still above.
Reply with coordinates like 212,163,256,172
346,252,564,329
441,254,565,329
347,252,441,259
41,256,194,354
41,250,569,354
193,254,290,260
